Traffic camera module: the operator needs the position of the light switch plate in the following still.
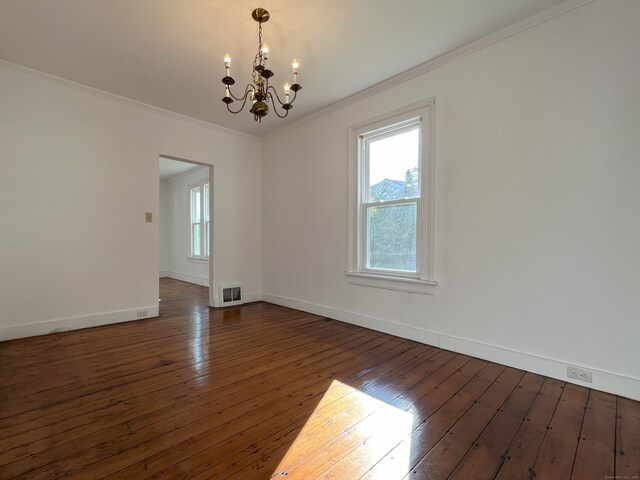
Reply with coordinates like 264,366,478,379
145,212,152,223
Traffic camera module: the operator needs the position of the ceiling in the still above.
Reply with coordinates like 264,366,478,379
0,0,566,137
159,157,200,181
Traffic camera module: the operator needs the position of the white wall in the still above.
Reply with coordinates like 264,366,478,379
261,1,640,399
0,62,262,339
159,179,170,275
164,165,210,287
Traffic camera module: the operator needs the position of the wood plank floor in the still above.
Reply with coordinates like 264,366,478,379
0,278,638,480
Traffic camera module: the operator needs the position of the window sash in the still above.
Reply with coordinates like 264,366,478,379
359,120,423,277
189,181,210,259
360,199,420,277
191,222,202,257
203,183,210,258
362,122,421,204
205,220,210,258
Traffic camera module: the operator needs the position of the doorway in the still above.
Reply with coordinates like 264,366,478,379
158,155,214,312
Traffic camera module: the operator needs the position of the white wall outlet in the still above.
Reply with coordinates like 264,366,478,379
567,366,593,383
137,309,149,318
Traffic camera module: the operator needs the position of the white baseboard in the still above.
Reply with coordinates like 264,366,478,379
262,293,640,401
164,271,208,287
0,306,159,342
159,271,170,278
243,293,263,304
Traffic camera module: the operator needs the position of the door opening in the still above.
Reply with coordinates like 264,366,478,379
158,155,214,313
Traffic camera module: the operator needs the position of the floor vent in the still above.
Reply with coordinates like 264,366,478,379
219,283,243,307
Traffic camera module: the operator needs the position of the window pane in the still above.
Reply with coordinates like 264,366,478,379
368,127,419,202
366,203,417,272
192,223,201,256
203,184,210,222
205,221,210,258
190,187,201,223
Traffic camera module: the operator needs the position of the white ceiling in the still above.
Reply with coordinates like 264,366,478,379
0,0,566,137
159,157,200,181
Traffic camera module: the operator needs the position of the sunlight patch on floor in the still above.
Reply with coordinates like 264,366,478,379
270,379,413,479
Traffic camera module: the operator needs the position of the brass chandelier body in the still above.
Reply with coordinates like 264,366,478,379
222,8,301,122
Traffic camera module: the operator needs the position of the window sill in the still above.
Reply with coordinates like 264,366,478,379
344,271,437,295
187,257,210,264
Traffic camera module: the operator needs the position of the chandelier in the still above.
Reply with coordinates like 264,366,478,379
221,8,302,123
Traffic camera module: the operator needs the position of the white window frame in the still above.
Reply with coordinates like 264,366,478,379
188,178,210,261
346,98,437,295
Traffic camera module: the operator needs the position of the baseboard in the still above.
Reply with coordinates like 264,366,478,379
262,293,640,401
0,306,159,342
164,271,208,287
243,293,263,304
159,271,170,278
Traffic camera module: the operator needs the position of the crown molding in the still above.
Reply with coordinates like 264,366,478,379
265,0,597,140
0,59,260,143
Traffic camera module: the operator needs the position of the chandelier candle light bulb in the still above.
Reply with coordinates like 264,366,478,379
221,7,302,122
292,61,299,84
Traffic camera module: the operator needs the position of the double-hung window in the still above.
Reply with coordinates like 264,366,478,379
189,180,210,259
346,99,436,294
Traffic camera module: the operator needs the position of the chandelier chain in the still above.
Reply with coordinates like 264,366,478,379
252,21,265,88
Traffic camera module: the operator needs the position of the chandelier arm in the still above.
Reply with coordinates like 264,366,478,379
228,84,255,102
266,85,289,107
285,88,299,106
226,99,248,115
266,91,290,119
226,87,254,115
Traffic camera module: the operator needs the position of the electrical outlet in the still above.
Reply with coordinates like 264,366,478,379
567,366,592,383
137,309,148,318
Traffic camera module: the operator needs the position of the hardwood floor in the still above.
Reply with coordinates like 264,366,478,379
0,278,638,479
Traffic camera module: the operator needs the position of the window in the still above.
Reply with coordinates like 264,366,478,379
189,180,210,259
346,99,436,294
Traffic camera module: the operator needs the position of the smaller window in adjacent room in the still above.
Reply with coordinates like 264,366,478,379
189,180,210,259
346,99,437,294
